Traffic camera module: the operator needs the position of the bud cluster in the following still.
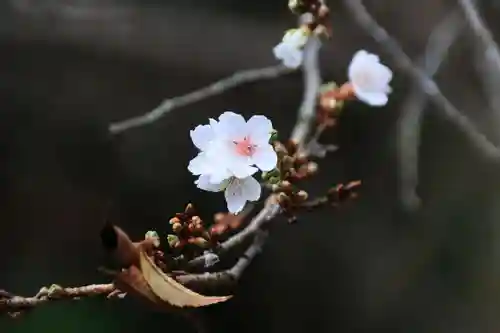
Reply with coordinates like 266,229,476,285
278,180,362,222
288,0,331,38
167,204,213,252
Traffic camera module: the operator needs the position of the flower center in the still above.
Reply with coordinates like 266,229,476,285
233,137,256,156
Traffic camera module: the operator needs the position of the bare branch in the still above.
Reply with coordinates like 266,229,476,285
0,283,117,317
176,230,268,288
344,0,500,161
108,64,293,134
459,0,500,141
290,36,322,149
397,9,464,211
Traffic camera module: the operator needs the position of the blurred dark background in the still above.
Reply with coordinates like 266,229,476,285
1,0,500,332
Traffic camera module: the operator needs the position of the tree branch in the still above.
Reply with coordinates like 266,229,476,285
397,9,464,211
459,0,500,142
176,230,269,288
0,283,117,317
109,64,293,134
344,0,500,161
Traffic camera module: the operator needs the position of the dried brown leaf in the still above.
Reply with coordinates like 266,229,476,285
139,251,232,308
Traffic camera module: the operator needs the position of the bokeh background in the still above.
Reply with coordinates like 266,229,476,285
1,0,500,332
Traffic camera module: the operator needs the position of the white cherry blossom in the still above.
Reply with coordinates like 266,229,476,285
188,119,234,183
273,27,310,69
347,50,393,106
195,174,261,214
204,111,278,180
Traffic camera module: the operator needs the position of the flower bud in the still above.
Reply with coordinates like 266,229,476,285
145,230,160,247
296,190,309,202
188,237,209,248
306,162,318,175
167,234,179,248
172,222,183,233
214,212,226,223
191,216,202,225
169,217,180,225
269,129,279,142
184,203,195,216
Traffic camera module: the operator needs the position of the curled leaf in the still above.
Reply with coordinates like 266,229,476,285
139,251,232,308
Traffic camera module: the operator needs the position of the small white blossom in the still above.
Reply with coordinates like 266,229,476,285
204,111,278,180
347,50,393,107
203,251,220,267
195,174,261,214
188,111,275,214
273,27,310,69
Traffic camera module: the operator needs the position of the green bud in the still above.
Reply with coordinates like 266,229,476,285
320,81,338,94
167,234,179,248
268,176,281,185
269,129,279,143
145,230,160,247
261,168,281,182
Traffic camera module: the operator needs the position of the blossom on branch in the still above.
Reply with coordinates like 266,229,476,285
347,50,393,106
188,112,278,214
273,27,311,68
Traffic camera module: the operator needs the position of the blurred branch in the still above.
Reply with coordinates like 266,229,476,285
109,64,293,134
397,9,464,211
459,0,500,142
344,0,500,161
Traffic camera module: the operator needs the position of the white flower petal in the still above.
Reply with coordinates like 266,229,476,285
190,124,214,151
273,40,304,69
241,176,261,202
374,64,393,87
247,115,273,145
224,180,248,214
347,50,393,106
251,144,277,171
188,153,212,175
230,161,258,179
353,88,389,107
195,175,228,192
208,168,233,184
216,111,247,141
273,43,288,60
283,28,308,47
349,50,369,68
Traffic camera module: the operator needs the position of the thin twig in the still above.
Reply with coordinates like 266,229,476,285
0,283,116,316
109,64,293,134
344,0,500,161
176,230,269,287
187,201,281,269
397,9,464,211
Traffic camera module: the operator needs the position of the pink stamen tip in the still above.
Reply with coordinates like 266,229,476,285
234,137,256,156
